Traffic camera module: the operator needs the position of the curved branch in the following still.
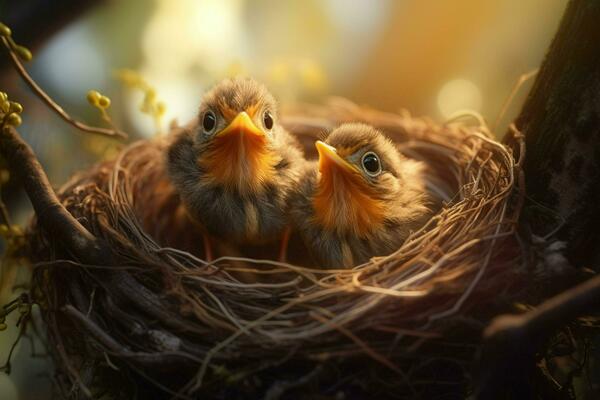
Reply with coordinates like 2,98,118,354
1,36,127,140
474,273,600,399
0,125,197,332
0,125,112,263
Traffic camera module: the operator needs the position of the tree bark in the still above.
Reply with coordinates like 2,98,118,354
507,0,600,268
478,1,600,397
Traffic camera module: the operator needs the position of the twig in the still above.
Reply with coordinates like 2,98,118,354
0,36,127,139
492,68,538,132
474,273,600,399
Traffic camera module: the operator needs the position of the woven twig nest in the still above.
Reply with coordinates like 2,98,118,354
28,99,525,399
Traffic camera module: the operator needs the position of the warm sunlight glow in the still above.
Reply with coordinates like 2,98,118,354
437,78,482,119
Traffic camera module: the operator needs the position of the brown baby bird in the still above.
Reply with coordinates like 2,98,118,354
290,123,431,268
167,77,304,259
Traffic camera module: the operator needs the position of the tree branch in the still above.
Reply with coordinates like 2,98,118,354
0,124,198,334
0,125,110,262
1,36,127,139
474,272,600,399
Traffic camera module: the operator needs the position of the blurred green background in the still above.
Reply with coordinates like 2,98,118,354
0,0,568,398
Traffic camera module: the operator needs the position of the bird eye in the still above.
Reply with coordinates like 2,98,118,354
361,152,382,176
263,110,274,130
202,110,217,134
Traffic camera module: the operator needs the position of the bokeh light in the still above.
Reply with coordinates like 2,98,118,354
437,78,482,119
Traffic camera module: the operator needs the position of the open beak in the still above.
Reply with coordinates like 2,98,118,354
217,111,264,138
315,140,357,174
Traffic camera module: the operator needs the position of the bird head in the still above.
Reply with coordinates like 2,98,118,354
313,123,426,238
194,77,282,194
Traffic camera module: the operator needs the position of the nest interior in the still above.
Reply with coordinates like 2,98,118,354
28,100,525,399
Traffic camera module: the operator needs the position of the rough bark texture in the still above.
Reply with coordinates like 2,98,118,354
508,0,600,268
481,1,600,397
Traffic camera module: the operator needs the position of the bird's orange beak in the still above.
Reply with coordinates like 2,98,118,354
313,140,385,238
200,111,277,193
315,140,358,175
216,111,264,139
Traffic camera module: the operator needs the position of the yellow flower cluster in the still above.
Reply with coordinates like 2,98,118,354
0,91,23,131
86,89,114,125
115,69,166,135
86,89,111,109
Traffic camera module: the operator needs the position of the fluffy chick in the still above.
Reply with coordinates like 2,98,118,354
290,123,431,268
167,77,304,256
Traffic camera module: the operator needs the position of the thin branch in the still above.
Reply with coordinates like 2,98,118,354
492,68,538,132
0,36,127,140
474,273,600,399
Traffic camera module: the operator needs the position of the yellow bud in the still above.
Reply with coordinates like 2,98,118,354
145,89,156,101
15,45,32,62
0,100,9,113
5,113,22,127
0,23,11,37
0,224,9,236
0,323,6,331
0,92,6,102
9,102,23,114
98,96,111,109
86,90,101,106
156,102,166,116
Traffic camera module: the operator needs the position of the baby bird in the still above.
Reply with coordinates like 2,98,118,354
290,123,431,268
167,77,304,259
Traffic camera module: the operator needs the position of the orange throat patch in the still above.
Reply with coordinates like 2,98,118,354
198,133,279,194
312,168,386,238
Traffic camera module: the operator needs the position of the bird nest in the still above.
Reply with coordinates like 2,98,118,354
27,99,525,399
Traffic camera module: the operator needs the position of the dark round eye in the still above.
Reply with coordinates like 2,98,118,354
263,110,274,130
202,110,217,133
361,152,381,176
